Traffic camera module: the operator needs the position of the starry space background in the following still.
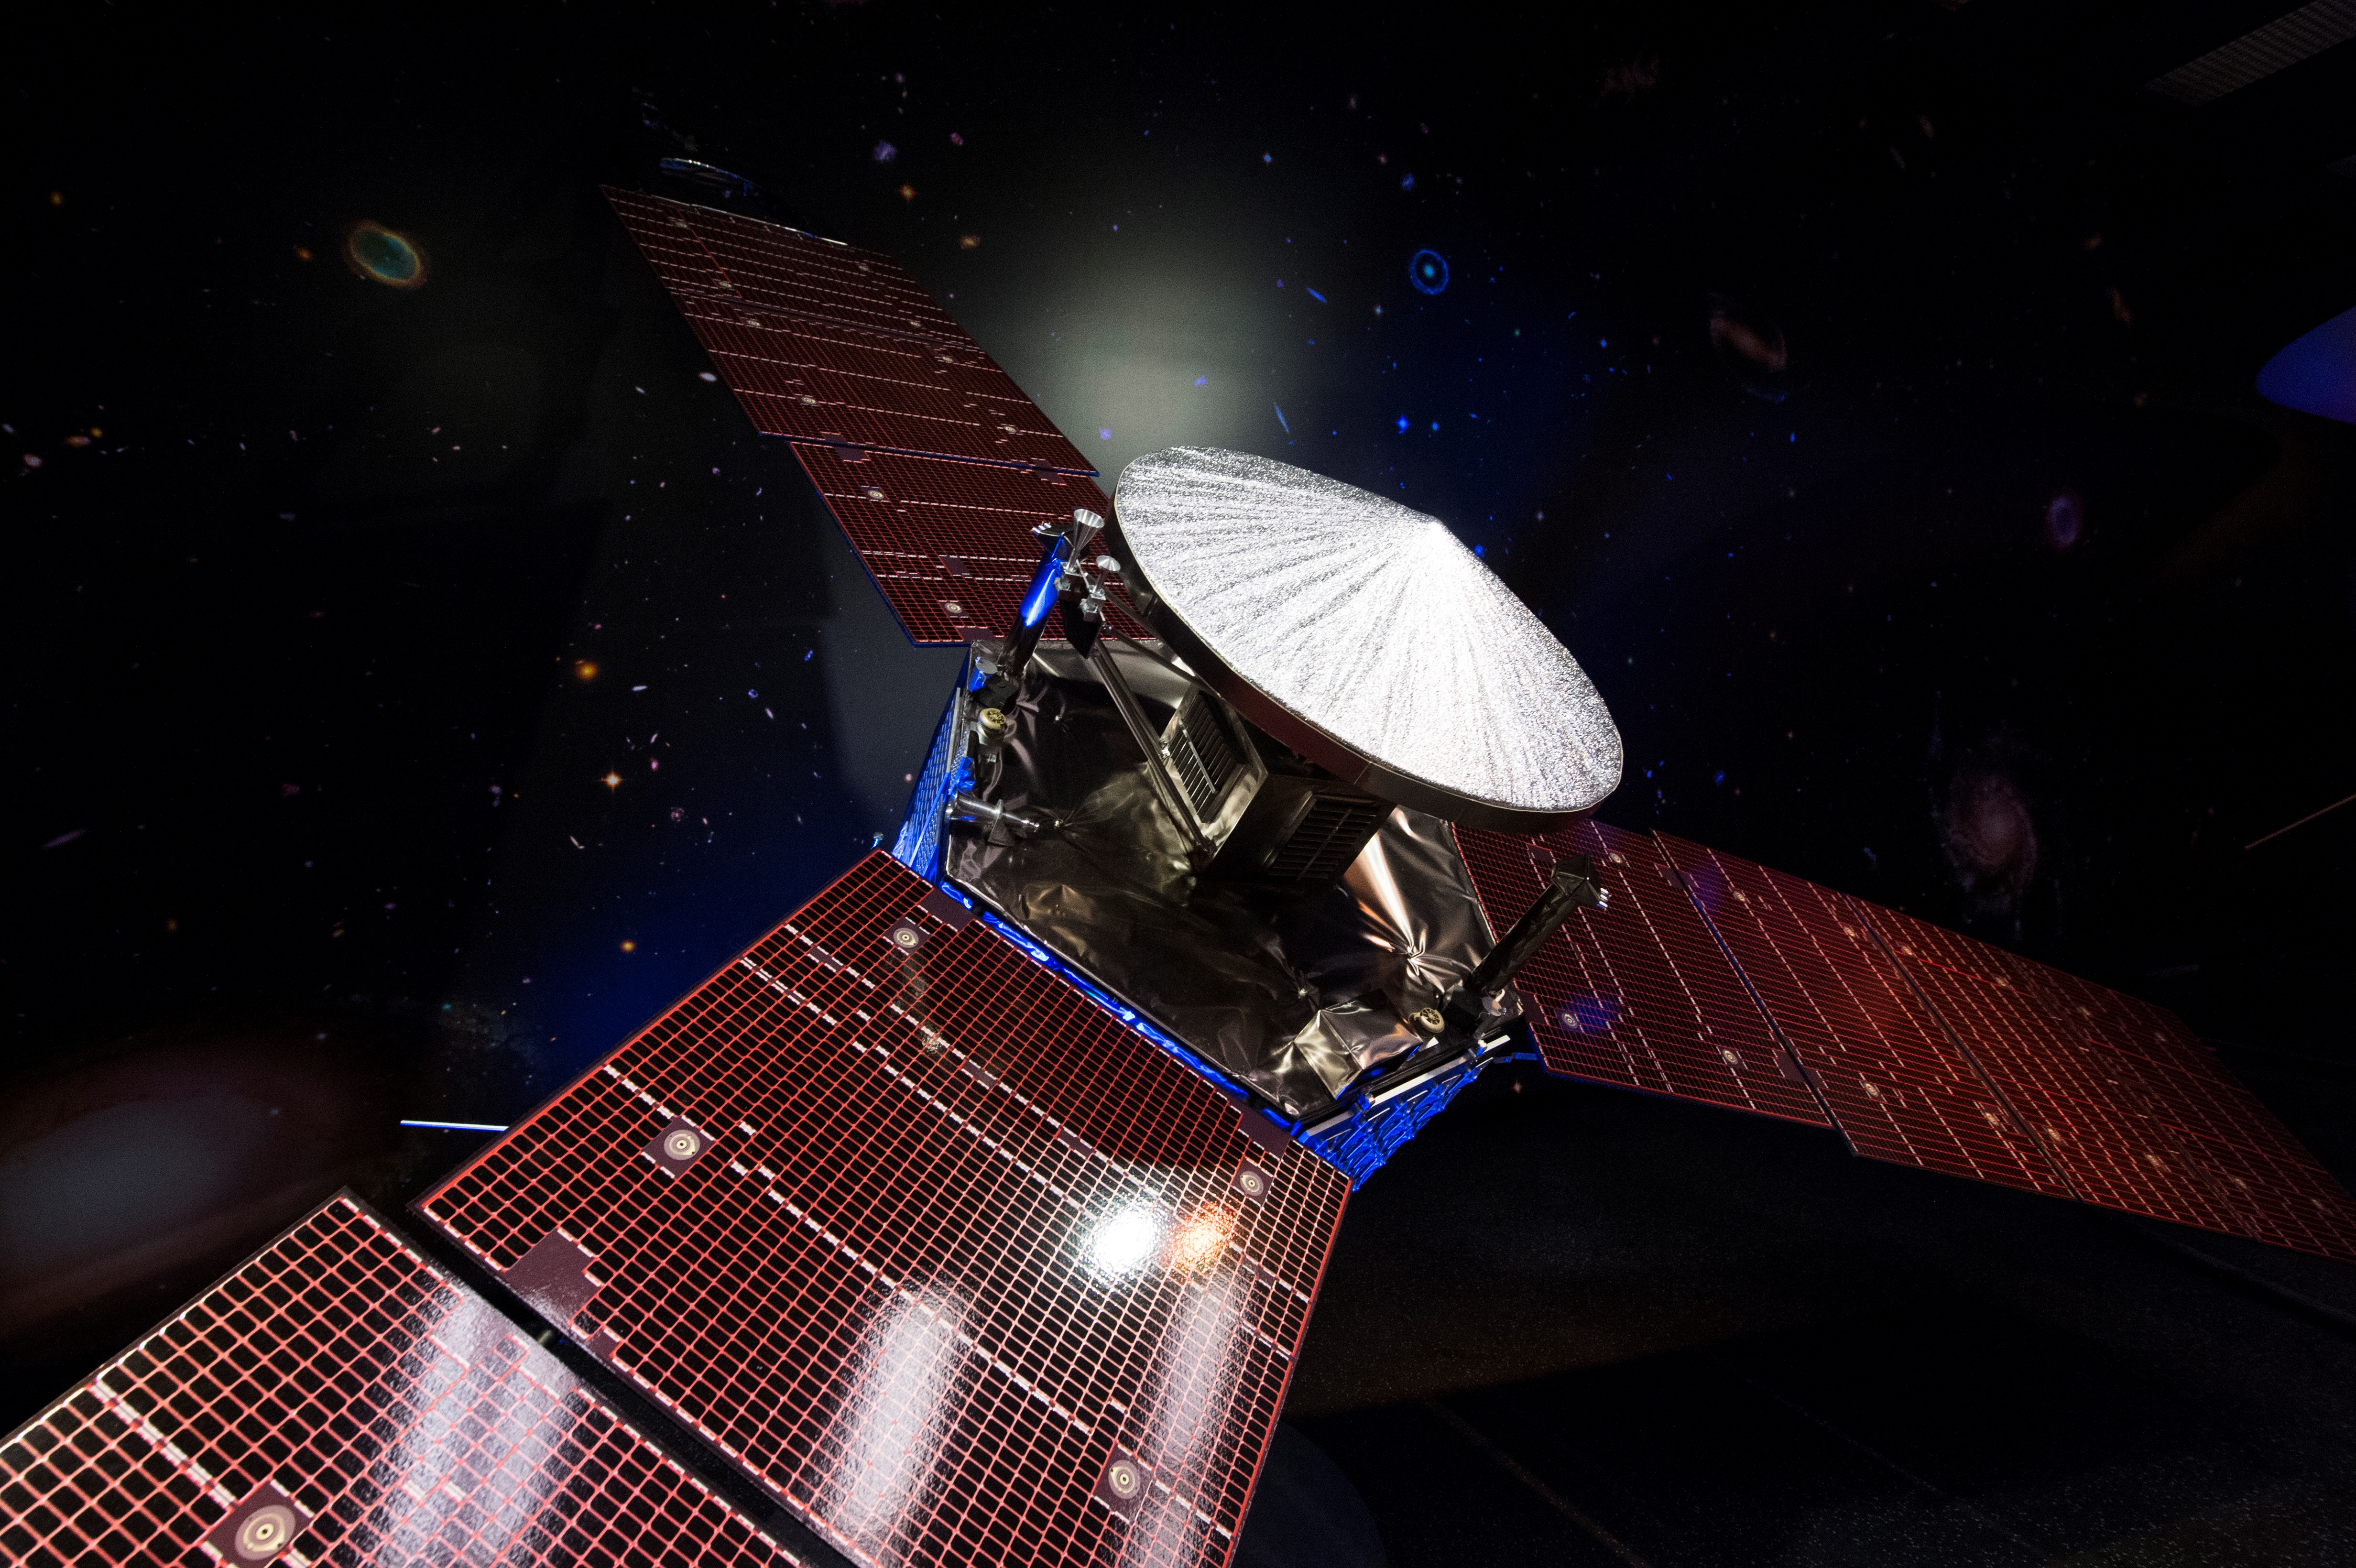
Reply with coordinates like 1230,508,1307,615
7,3,2356,1561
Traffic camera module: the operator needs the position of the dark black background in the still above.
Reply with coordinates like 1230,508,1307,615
7,3,2355,1561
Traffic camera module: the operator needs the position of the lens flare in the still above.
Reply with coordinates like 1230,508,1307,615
1408,249,1449,295
1163,1207,1234,1274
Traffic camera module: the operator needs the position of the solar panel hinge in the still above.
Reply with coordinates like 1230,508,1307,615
921,884,976,930
1232,1099,1295,1157
502,1230,601,1331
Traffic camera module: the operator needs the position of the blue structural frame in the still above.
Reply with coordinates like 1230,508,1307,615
890,689,960,885
888,665,1502,1186
1296,1057,1493,1184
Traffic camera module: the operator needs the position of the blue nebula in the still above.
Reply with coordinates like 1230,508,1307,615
2045,491,2084,549
1409,250,1449,294
346,221,425,288
1395,415,1409,433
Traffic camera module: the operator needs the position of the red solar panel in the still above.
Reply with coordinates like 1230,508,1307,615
608,186,976,350
676,296,1092,474
607,187,1091,476
416,852,1351,1568
1990,956,2356,1261
791,445,1146,645
1856,904,2356,1262
0,1193,802,1568
1854,903,2235,1226
1655,834,2072,1198
1453,821,1829,1127
1475,825,2353,1262
606,186,1132,644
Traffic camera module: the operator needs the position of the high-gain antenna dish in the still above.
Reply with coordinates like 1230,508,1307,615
1109,446,1622,832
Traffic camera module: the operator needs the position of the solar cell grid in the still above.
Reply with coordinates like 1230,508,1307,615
0,1193,803,1568
606,185,1136,645
678,298,1036,414
678,299,1093,474
1851,901,2266,1237
608,187,974,348
1453,821,1827,1126
1965,939,2356,1263
1479,825,2353,1263
1654,834,2070,1198
418,852,1350,1568
607,187,1093,479
793,445,1143,643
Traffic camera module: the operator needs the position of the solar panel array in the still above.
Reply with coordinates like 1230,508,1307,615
1458,825,2356,1264
1653,833,2066,1198
1453,820,1830,1130
605,188,982,358
606,187,1133,646
794,444,1143,646
0,1193,802,1568
418,852,1352,1568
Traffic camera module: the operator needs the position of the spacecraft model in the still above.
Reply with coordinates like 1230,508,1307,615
7,188,2352,1568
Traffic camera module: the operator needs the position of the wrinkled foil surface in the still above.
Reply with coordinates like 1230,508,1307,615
1113,446,1623,816
943,648,1512,1117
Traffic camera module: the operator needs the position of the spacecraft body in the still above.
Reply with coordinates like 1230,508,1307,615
7,188,2353,1568
898,441,1624,1169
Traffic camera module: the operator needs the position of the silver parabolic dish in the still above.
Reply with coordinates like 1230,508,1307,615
1109,446,1623,832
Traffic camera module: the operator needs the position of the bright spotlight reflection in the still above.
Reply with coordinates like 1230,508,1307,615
828,1291,964,1549
1118,1274,1243,1566
1085,1204,1164,1277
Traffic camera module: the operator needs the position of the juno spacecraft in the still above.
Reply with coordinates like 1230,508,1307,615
6,188,2350,1568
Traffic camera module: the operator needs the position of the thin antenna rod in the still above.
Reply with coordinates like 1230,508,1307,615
2244,790,2356,850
